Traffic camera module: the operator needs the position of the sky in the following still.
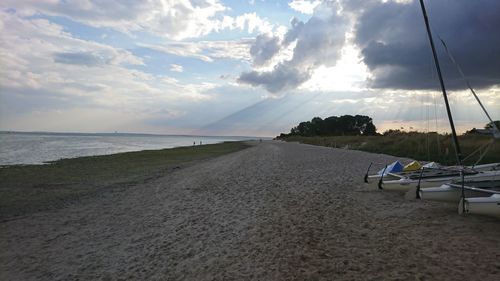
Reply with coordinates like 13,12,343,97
0,0,499,137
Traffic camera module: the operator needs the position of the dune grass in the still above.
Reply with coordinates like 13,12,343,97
0,141,250,220
280,133,499,166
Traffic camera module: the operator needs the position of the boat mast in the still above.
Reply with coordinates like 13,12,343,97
419,0,462,165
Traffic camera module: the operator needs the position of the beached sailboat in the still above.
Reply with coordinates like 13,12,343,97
420,167,500,219
419,171,500,203
365,161,499,191
365,161,434,184
381,165,499,191
418,0,500,218
364,161,456,188
362,1,500,218
365,0,500,199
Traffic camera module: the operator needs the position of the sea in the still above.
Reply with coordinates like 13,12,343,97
0,131,260,166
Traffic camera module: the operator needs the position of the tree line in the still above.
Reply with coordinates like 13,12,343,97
279,115,377,137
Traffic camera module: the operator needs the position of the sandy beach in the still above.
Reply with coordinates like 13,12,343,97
1,141,499,280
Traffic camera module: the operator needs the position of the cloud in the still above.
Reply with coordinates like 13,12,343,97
170,64,184,73
238,64,312,93
139,42,213,62
249,34,281,66
2,0,225,39
288,0,321,15
54,52,105,66
352,0,500,90
238,1,349,93
1,9,280,135
139,39,253,62
222,12,274,34
239,0,500,93
2,0,274,40
0,11,216,124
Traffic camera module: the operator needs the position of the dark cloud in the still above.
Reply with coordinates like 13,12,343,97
240,0,500,93
238,64,312,93
354,0,500,90
238,1,348,93
283,17,305,45
294,15,347,66
249,34,281,66
54,52,105,66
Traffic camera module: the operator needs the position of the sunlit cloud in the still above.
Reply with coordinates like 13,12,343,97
138,40,252,62
2,0,274,40
288,0,321,15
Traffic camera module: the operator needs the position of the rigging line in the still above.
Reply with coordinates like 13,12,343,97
430,55,441,161
433,92,441,160
461,138,494,165
427,54,442,161
419,0,462,165
474,139,494,166
424,21,442,162
422,80,432,161
426,95,431,161
438,36,500,134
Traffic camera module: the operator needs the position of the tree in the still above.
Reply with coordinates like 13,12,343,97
383,129,403,136
311,117,325,135
363,121,377,135
324,116,339,135
282,114,377,137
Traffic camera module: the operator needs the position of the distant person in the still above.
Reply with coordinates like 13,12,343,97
200,141,202,145
193,141,196,146
259,139,262,143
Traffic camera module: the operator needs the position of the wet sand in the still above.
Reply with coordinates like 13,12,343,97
1,141,499,280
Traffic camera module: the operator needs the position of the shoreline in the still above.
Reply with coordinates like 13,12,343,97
0,141,251,219
0,132,259,166
0,141,250,168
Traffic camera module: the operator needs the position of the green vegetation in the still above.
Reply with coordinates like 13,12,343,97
0,142,250,220
278,132,499,166
278,117,499,165
279,115,377,138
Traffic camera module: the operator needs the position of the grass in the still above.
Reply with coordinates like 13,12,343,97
279,133,500,166
0,141,250,220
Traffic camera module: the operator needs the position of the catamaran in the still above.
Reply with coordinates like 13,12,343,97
364,0,500,218
417,0,499,218
365,162,499,191
381,166,500,192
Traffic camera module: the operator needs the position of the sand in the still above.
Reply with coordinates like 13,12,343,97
1,141,500,280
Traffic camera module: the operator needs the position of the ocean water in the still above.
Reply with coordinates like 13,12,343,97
0,132,257,165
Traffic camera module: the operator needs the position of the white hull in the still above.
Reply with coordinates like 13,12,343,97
365,169,454,190
419,184,499,203
472,163,500,172
382,177,454,192
459,194,500,218
365,173,401,185
365,162,499,182
419,184,462,202
382,170,500,193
